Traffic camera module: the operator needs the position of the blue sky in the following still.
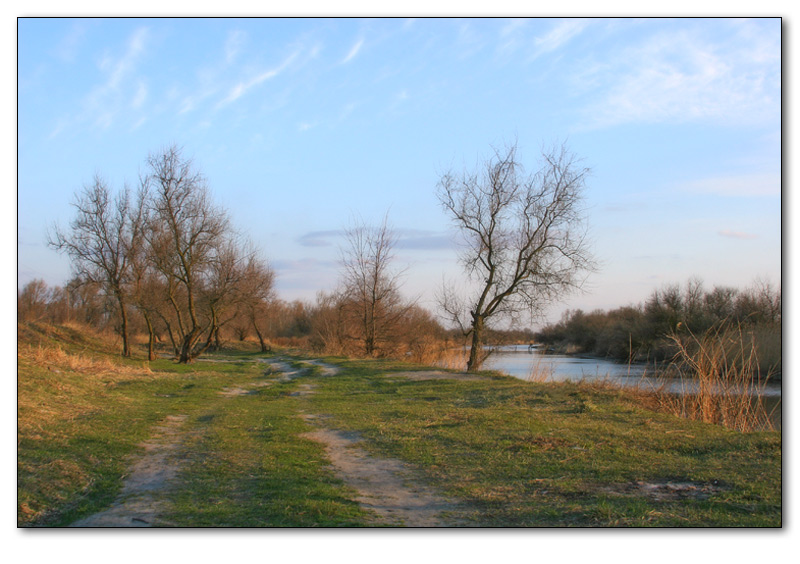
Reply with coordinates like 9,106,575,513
16,17,782,327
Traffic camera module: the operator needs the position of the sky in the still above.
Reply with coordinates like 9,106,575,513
16,16,782,329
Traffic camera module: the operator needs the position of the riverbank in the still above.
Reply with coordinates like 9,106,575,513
18,325,781,527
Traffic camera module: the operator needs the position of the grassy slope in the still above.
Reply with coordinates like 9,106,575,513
17,324,370,527
17,324,781,527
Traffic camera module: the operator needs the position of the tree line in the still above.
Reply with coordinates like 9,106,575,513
23,140,594,370
534,277,781,373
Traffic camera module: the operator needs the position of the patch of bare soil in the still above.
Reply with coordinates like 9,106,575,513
261,358,309,381
289,383,316,397
301,359,341,376
301,421,464,527
70,414,189,527
598,480,728,502
386,370,488,382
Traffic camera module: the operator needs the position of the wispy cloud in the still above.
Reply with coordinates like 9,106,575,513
719,230,759,240
298,121,317,132
495,18,588,63
225,30,247,64
296,228,454,251
395,230,455,251
497,18,529,56
218,50,299,107
131,80,148,109
577,21,780,129
533,18,589,57
297,230,343,247
342,38,364,64
55,21,89,63
51,26,150,136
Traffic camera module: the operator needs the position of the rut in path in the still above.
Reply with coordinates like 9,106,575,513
293,359,466,527
70,414,189,527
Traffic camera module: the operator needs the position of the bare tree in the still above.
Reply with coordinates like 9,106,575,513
339,214,410,357
18,279,51,322
48,176,143,356
236,252,277,352
144,145,231,363
437,141,595,371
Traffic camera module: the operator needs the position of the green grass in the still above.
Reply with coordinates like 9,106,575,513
18,323,781,527
299,359,782,527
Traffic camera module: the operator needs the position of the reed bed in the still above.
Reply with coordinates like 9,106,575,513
630,323,778,432
432,347,470,371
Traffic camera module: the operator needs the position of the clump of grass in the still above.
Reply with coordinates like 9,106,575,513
527,359,554,383
433,347,469,371
19,343,151,375
637,323,778,432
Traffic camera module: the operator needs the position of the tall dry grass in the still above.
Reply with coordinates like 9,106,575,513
18,343,150,376
635,323,778,432
526,359,555,383
432,347,470,371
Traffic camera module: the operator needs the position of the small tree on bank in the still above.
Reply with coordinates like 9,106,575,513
437,141,595,371
48,176,143,356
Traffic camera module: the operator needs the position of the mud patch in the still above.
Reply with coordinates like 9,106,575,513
218,386,251,397
70,414,188,527
301,359,341,376
289,383,316,397
387,370,488,382
598,480,728,502
302,424,464,527
261,359,309,381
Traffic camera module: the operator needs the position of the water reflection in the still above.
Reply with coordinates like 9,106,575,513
483,345,782,398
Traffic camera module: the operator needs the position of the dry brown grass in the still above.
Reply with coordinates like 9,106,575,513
630,324,778,432
17,327,159,448
526,359,554,383
19,343,151,376
432,347,469,371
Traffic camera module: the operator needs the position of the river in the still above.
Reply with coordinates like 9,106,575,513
483,345,781,428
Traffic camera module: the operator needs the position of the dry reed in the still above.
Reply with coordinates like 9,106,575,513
432,347,470,371
527,359,554,383
636,323,778,432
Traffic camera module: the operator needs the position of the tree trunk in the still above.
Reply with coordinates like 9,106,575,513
117,294,131,357
213,326,222,351
143,312,157,361
467,316,486,371
254,325,270,353
179,327,203,363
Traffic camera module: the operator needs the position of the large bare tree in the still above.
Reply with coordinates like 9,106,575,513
437,141,595,371
49,176,143,356
144,145,231,363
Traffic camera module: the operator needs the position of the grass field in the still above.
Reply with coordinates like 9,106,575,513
17,323,781,527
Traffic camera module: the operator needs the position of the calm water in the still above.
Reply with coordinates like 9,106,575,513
483,345,782,398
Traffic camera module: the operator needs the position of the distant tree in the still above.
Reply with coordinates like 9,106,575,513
235,250,276,353
18,279,51,322
48,176,143,356
437,141,595,371
339,214,410,357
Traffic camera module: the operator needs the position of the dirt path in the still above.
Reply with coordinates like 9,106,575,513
70,414,189,527
293,360,466,527
71,356,467,527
